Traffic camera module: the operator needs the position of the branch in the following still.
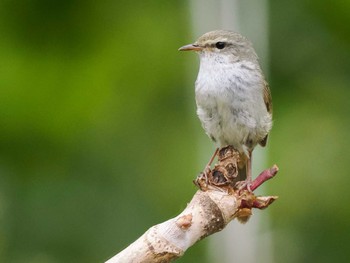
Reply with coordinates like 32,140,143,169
106,146,279,263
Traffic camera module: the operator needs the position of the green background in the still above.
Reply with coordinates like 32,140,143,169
0,1,349,262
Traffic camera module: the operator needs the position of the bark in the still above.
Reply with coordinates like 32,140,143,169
106,146,278,263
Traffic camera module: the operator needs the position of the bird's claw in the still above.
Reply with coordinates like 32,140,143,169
193,165,212,191
235,180,253,193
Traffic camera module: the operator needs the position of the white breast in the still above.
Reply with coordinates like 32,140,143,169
195,54,272,155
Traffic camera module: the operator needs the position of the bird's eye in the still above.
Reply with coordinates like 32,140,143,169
215,42,226,49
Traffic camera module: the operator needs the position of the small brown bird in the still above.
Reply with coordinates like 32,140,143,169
179,30,272,185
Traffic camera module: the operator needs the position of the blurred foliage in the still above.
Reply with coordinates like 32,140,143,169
269,1,350,262
0,1,209,262
0,0,350,262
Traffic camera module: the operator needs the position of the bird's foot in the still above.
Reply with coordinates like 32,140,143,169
203,164,212,186
193,148,219,190
235,179,253,193
193,165,212,190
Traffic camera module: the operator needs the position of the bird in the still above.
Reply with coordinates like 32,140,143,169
179,30,272,186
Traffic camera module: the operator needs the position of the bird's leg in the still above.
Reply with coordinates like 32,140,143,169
235,150,253,192
195,148,219,189
207,147,219,167
246,151,253,192
203,147,219,176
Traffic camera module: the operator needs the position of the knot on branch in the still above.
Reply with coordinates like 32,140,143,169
176,214,193,230
194,146,240,191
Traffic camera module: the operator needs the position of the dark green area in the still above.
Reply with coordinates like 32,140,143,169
0,1,349,262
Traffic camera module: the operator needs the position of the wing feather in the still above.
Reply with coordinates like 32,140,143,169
259,81,272,147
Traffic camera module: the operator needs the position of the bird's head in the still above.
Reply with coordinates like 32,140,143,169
179,30,258,63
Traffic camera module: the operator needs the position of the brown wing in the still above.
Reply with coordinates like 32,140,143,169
259,81,272,147
263,81,272,114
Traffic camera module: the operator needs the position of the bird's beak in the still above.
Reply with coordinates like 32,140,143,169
178,43,202,51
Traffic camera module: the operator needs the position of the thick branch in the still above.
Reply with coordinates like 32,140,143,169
106,146,278,263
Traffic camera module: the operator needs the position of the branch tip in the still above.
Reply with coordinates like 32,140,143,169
250,165,279,191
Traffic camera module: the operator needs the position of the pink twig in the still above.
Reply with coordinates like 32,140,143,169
250,165,279,191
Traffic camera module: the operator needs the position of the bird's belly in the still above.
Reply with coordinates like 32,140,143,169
196,95,271,154
197,105,248,148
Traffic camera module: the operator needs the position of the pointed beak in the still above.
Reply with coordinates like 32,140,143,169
178,43,202,51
